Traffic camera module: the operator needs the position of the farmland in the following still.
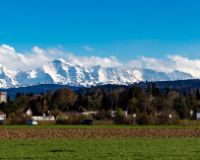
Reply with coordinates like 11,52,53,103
0,126,199,139
0,125,198,159
0,138,199,159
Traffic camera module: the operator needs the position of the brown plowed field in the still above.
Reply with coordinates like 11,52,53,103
0,128,200,139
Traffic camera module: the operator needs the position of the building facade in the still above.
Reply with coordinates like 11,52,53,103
0,92,7,103
197,112,200,120
0,111,6,122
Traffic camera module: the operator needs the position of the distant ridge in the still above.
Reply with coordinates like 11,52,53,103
0,84,80,99
1,79,200,99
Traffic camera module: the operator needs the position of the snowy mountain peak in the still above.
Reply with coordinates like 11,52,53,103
0,59,194,88
0,65,17,88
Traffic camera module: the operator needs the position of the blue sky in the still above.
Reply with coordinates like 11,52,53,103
1,0,200,61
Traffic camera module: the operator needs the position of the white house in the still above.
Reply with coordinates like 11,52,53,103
25,108,33,116
111,110,128,118
81,111,97,116
197,112,200,120
111,110,117,118
0,111,6,121
0,92,7,103
25,108,55,121
32,115,55,121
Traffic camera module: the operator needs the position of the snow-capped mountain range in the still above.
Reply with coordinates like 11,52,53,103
0,59,193,88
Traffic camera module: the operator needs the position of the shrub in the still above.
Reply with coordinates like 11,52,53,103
56,113,88,125
114,108,126,124
7,113,27,125
92,111,110,120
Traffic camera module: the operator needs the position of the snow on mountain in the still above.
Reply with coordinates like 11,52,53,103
0,65,17,88
0,59,194,88
15,69,53,87
168,70,193,80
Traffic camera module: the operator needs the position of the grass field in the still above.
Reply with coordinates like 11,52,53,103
0,125,199,159
0,138,199,160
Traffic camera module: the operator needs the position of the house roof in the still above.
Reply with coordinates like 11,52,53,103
25,108,32,112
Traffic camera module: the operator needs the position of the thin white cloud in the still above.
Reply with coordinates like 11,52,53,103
67,55,121,67
1,44,200,78
83,45,95,52
129,55,200,78
128,56,174,73
168,55,200,78
0,44,50,71
0,44,120,71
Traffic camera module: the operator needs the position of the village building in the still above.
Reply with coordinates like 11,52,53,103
0,92,7,103
25,108,55,121
25,108,33,116
197,112,200,120
32,114,55,121
81,111,97,116
111,110,128,118
0,111,6,122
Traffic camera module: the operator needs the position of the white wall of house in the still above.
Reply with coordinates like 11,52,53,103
197,112,200,120
111,110,128,118
0,114,6,121
25,109,33,116
32,115,55,121
81,111,97,116
0,92,7,103
25,108,55,121
111,110,117,118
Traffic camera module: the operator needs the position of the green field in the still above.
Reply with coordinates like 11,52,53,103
0,125,199,159
0,138,199,160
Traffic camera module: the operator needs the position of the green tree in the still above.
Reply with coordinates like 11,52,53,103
173,97,188,119
51,88,78,112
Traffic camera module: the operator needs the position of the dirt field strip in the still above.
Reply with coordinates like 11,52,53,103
0,128,200,139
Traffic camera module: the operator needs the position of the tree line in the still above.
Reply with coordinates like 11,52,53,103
0,84,199,124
